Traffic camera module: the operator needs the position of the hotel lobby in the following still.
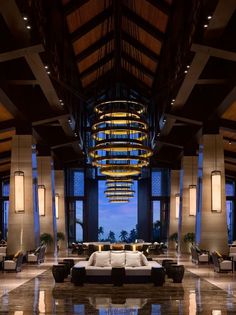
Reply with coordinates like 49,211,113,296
1,0,236,314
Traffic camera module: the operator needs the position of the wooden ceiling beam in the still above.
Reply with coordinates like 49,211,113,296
32,114,70,126
220,119,236,133
122,5,164,42
216,86,236,117
76,31,114,62
79,52,114,79
0,137,12,144
70,6,113,42
192,44,236,62
145,0,171,15
0,88,25,120
120,69,151,97
0,44,44,62
4,80,39,85
122,31,159,63
166,113,202,126
0,151,11,162
122,52,155,79
63,0,89,15
0,119,15,133
196,79,227,85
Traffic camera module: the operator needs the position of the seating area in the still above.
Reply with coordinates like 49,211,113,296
1,0,236,314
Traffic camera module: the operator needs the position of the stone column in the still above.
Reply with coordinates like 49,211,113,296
197,134,228,254
8,135,40,254
168,170,180,250
179,156,198,253
54,170,67,250
37,156,57,254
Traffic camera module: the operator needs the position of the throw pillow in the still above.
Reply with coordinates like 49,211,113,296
14,250,21,259
87,252,96,266
111,252,125,267
140,253,149,266
215,250,222,258
94,251,110,267
125,252,141,267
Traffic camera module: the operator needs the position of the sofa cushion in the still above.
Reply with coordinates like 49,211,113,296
125,252,141,267
140,253,149,266
111,252,125,267
94,252,110,267
87,252,96,266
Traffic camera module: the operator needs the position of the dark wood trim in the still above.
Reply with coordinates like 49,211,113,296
70,6,113,42
122,5,165,42
122,52,155,79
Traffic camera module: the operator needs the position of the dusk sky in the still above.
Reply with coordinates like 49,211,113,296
98,180,137,240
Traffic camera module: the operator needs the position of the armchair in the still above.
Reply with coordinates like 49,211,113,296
4,252,24,272
191,246,209,264
212,252,233,273
27,245,46,264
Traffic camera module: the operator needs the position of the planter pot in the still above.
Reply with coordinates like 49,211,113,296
58,262,70,277
71,267,86,286
171,265,185,283
165,262,177,278
151,267,165,286
52,265,66,283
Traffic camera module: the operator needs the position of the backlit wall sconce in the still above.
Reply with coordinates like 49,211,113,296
211,135,222,212
175,194,180,219
14,170,25,213
38,185,46,216
189,185,197,216
55,193,59,219
211,170,221,212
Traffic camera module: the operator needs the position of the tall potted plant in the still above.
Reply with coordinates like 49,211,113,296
169,232,178,251
184,232,195,252
40,233,53,246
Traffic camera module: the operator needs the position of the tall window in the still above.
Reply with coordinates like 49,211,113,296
226,179,235,243
98,180,138,243
151,169,170,242
67,169,84,243
1,179,9,239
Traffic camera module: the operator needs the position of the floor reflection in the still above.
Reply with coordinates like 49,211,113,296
0,270,236,314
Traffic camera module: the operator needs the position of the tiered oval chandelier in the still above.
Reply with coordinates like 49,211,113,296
89,99,152,177
105,178,135,203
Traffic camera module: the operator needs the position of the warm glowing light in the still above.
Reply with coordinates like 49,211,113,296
38,185,46,216
98,245,102,251
132,245,136,251
211,170,221,212
14,171,24,213
55,193,59,219
175,194,180,219
189,185,197,216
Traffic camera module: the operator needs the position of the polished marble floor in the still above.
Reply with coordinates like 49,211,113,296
0,252,236,314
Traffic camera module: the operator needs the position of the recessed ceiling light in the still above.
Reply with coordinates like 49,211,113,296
47,71,50,74
23,16,28,21
229,141,232,145
26,25,31,29
187,65,190,68
204,24,208,28
207,15,212,20
184,70,188,74
44,65,48,69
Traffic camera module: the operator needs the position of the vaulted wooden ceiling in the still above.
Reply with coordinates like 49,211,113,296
0,0,236,178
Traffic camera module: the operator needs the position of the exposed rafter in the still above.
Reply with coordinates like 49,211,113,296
122,52,155,79
76,31,114,62
0,119,15,133
122,5,165,42
79,52,114,79
63,0,89,15
145,0,171,15
70,6,113,42
122,31,159,63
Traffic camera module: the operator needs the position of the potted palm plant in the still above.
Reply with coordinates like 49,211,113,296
40,233,53,246
169,232,178,251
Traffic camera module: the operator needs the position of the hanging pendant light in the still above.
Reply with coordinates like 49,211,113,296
14,136,25,213
105,177,134,202
211,135,221,212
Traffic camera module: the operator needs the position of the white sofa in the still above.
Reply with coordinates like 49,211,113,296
72,251,164,284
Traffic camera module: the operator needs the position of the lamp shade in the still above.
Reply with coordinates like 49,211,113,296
175,194,180,219
14,171,24,212
55,193,59,219
211,170,221,212
38,185,46,216
189,185,197,216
